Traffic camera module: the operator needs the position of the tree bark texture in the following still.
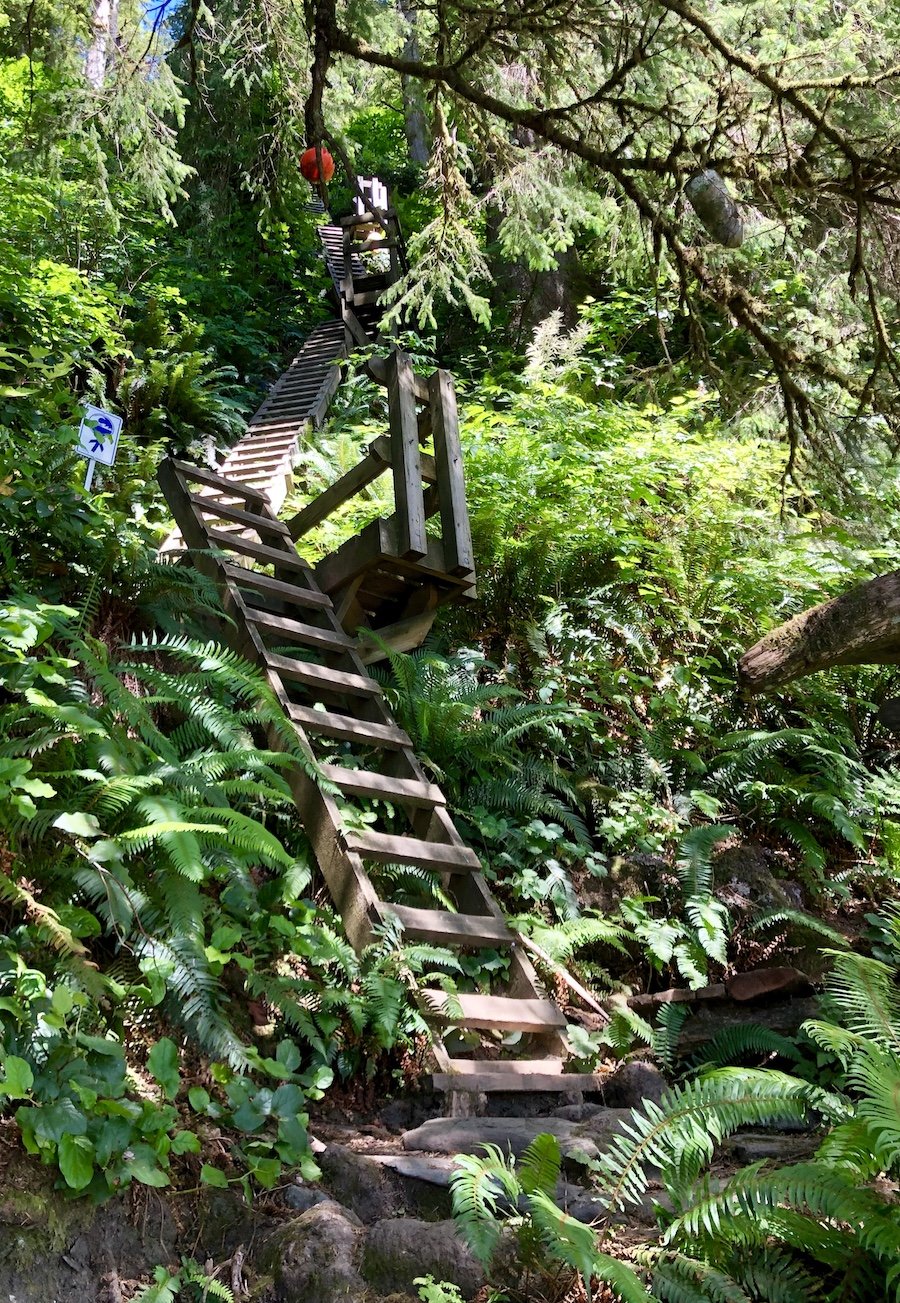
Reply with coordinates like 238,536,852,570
86,0,117,88
398,0,430,165
738,568,900,693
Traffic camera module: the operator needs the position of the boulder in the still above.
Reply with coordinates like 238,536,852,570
401,1116,591,1163
362,1218,484,1298
598,1061,667,1109
318,1143,404,1224
282,1183,335,1214
260,1201,366,1303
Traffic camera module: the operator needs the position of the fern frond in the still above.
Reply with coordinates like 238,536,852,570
519,1132,562,1199
591,1070,844,1213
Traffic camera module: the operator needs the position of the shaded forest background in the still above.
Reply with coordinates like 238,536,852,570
5,0,900,1295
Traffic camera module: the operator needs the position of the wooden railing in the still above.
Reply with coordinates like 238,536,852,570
286,347,475,654
289,348,472,569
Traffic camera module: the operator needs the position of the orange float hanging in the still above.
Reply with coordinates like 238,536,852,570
300,146,335,183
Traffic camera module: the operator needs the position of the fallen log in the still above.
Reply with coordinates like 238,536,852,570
738,568,900,694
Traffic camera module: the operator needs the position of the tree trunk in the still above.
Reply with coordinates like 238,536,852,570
738,568,900,694
86,0,117,88
398,0,430,165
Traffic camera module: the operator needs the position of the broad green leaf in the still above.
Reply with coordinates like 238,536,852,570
147,1038,180,1101
171,1130,201,1155
0,1055,33,1098
58,1134,94,1190
53,811,102,839
200,1163,229,1188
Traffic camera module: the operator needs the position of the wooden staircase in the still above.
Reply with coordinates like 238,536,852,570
161,177,401,551
157,452,603,1095
155,176,600,1096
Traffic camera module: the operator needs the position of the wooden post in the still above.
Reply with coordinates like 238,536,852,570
429,368,474,576
387,349,427,559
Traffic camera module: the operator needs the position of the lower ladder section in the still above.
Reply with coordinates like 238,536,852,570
158,456,600,1093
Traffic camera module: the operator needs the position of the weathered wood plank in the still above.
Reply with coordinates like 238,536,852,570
429,369,474,577
265,652,383,698
385,904,513,947
433,1069,605,1093
319,766,445,808
246,608,358,651
189,495,290,536
171,460,268,503
421,993,566,1032
343,829,480,871
223,563,333,608
206,529,312,572
287,703,412,749
366,354,430,403
387,350,427,561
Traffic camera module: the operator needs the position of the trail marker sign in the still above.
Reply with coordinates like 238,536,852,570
77,405,122,489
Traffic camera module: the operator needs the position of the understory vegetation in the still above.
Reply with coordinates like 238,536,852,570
6,0,900,1296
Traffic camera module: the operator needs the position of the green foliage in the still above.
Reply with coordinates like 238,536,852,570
545,950,900,1300
0,601,362,1193
134,1260,235,1302
450,1133,651,1301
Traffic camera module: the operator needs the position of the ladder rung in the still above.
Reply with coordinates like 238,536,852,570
287,704,411,749
266,653,382,698
189,495,289,536
172,460,266,503
247,609,356,650
223,564,332,608
343,829,480,872
385,904,512,946
437,1058,565,1076
320,766,444,808
434,1064,602,1093
421,993,566,1033
207,530,310,571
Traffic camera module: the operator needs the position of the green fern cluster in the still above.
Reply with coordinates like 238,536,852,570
452,951,900,1301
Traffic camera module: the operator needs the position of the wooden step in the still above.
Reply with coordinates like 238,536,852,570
266,652,382,698
343,829,480,872
207,530,311,572
248,609,357,650
189,495,289,536
223,564,333,608
172,460,267,503
320,766,444,808
287,704,411,749
420,992,566,1033
433,1062,604,1093
227,445,295,462
385,904,512,946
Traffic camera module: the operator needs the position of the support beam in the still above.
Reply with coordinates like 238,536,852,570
387,349,427,560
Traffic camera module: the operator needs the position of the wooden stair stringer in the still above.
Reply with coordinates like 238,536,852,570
157,456,571,1090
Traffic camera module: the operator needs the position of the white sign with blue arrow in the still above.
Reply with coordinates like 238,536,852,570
76,405,122,489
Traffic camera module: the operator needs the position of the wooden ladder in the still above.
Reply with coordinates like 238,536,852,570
157,456,600,1095
160,176,401,553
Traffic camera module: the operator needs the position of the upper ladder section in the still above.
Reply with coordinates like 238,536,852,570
161,176,402,549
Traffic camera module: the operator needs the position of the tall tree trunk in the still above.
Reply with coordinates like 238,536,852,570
398,0,429,165
86,0,118,88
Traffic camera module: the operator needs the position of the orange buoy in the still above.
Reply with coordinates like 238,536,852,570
300,146,335,183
